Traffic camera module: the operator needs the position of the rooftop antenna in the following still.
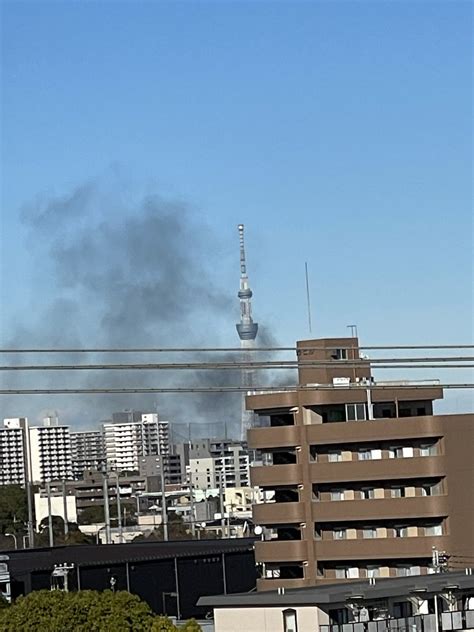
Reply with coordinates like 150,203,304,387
305,262,313,335
347,324,358,338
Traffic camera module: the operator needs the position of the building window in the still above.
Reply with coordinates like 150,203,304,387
362,488,375,500
331,490,344,501
331,349,348,360
346,404,366,421
283,608,298,632
358,449,372,461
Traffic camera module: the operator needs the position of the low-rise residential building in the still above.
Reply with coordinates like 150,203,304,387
199,570,474,632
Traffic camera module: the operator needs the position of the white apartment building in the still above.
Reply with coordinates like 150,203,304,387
103,413,170,472
29,418,73,483
0,418,29,486
189,439,251,490
70,430,105,479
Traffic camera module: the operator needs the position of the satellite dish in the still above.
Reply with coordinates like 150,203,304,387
254,526,263,536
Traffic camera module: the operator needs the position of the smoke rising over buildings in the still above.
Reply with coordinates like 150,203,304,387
3,176,288,433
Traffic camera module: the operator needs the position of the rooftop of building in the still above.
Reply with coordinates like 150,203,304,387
198,571,474,608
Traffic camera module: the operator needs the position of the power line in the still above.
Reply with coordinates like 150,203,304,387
0,344,473,354
0,364,472,371
1,383,473,395
0,357,473,371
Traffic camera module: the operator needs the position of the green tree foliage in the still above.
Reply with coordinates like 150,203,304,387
77,505,105,525
0,485,27,537
34,517,94,547
179,619,203,632
135,512,190,542
0,589,204,631
151,616,178,631
0,589,155,632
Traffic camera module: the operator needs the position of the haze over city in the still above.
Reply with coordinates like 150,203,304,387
1,2,472,425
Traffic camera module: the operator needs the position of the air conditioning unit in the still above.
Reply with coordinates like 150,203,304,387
333,377,351,387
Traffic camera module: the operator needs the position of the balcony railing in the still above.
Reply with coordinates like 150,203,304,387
321,611,474,632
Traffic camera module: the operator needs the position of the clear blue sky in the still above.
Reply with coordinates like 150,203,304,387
0,1,472,423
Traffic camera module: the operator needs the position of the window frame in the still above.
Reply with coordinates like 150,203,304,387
283,608,298,632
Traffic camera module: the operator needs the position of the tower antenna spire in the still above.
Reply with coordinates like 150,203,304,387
236,224,258,441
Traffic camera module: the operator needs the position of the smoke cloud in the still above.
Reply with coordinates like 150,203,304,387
1,175,294,436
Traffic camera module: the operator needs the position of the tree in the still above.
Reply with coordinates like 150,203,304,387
151,616,178,631
0,485,27,538
136,512,190,542
34,517,94,547
0,590,155,631
179,619,203,631
77,505,105,525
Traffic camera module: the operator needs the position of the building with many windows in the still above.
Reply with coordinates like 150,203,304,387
70,429,105,479
0,418,29,486
247,337,474,590
189,438,251,490
29,417,73,483
103,413,170,472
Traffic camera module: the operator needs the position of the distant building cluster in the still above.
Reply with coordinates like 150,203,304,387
0,410,259,538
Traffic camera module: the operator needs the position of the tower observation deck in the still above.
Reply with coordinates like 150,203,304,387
236,224,258,441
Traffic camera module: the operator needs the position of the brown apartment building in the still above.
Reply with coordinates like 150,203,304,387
247,337,474,591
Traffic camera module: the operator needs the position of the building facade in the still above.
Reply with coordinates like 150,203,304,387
189,438,251,490
0,418,29,486
103,413,170,472
70,430,105,479
29,418,73,483
247,337,474,590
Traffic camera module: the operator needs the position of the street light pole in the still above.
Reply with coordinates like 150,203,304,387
5,533,17,549
113,471,123,544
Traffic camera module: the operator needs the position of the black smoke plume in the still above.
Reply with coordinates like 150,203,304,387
1,175,295,436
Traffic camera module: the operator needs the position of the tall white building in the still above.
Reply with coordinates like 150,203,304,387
103,412,170,472
0,418,29,486
70,430,105,479
189,438,250,490
29,417,73,483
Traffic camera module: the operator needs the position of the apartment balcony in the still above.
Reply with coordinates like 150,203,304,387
310,456,445,484
251,464,302,487
248,425,302,450
312,495,449,522
260,576,311,592
255,540,308,562
314,535,449,561
253,501,306,525
305,415,445,445
257,578,310,592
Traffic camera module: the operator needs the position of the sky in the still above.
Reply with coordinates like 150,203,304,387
0,0,473,427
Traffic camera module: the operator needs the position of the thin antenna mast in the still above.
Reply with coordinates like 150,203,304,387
305,262,313,334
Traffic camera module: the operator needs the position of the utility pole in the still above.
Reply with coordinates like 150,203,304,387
24,418,35,548
189,471,196,538
102,472,111,544
46,481,54,548
114,471,123,544
218,471,226,538
156,406,168,541
62,480,69,538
